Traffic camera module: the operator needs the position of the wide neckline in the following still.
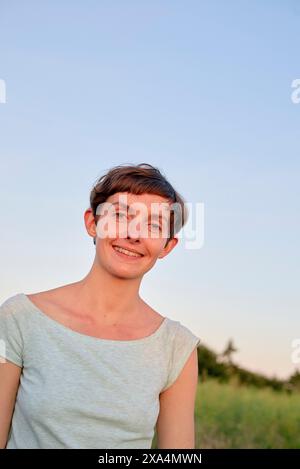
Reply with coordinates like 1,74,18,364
20,293,169,345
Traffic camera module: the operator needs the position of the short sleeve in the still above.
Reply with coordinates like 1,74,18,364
0,297,24,367
161,322,200,392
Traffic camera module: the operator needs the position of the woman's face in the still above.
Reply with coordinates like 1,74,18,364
87,192,178,279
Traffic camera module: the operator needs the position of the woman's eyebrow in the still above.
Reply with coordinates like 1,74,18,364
111,201,169,222
111,201,128,209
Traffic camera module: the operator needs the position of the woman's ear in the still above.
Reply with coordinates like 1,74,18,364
158,237,178,259
84,208,98,242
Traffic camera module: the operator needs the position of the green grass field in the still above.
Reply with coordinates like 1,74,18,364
152,378,300,449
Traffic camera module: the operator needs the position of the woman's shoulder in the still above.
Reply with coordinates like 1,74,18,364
0,292,27,315
158,315,200,352
165,316,199,336
0,293,29,367
160,318,200,392
0,292,41,332
0,292,35,335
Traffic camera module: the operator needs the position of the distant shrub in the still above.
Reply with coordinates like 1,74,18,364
197,343,291,394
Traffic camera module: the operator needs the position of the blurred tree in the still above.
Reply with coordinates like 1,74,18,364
288,369,300,391
221,338,238,365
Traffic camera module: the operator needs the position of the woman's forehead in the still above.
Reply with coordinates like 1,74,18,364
106,192,172,212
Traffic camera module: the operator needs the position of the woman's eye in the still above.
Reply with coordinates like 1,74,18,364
149,223,161,231
114,212,127,219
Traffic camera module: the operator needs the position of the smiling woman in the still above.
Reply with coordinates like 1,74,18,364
0,162,200,449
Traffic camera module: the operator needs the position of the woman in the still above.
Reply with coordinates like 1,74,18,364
0,163,200,449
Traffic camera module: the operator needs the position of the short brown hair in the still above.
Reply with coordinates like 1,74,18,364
89,163,188,246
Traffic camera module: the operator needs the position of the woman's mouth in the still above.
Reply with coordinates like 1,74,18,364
112,245,144,260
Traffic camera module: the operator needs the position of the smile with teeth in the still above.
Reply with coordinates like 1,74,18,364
113,246,143,258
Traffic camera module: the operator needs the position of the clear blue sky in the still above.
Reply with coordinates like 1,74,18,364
0,0,299,379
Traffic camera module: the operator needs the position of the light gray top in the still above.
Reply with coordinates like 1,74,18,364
0,292,200,449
